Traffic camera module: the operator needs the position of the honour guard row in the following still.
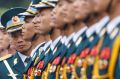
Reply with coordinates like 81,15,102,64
0,0,120,79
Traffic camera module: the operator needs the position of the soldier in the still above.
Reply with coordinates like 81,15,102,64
109,0,120,79
72,1,119,78
96,0,120,79
0,22,16,57
31,1,63,79
21,3,47,79
0,7,32,79
47,0,81,79
53,0,112,78
22,0,59,78
0,25,11,57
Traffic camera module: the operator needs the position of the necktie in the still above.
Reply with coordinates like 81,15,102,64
25,57,31,63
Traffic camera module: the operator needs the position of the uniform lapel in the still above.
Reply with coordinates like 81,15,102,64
12,52,25,73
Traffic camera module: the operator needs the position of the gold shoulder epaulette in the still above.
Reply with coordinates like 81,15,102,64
0,54,12,61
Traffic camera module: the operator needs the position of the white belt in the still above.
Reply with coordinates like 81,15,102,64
3,60,17,79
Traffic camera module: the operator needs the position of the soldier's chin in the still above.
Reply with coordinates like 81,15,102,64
75,14,86,21
17,47,28,52
50,22,56,28
64,17,72,23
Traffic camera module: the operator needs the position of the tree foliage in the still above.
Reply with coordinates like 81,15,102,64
0,0,30,15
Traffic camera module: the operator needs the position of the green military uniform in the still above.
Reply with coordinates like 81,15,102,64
58,16,109,79
32,1,59,79
22,0,58,79
0,53,27,79
0,7,28,79
92,16,120,79
85,16,110,79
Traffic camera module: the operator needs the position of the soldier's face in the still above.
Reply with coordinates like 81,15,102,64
61,1,76,24
10,30,32,53
50,1,66,29
32,13,41,25
34,8,52,34
22,22,36,41
22,16,36,41
92,0,111,12
0,30,10,51
73,0,94,20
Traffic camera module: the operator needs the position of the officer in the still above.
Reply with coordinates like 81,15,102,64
46,0,79,79
0,7,32,79
22,0,59,78
90,0,120,79
51,0,111,79
108,0,120,78
21,0,47,78
72,2,119,78
31,1,62,79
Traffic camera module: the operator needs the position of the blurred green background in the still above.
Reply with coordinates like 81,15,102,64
0,0,30,16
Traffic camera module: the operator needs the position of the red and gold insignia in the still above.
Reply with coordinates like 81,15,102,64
99,59,108,69
37,61,44,69
90,46,98,56
34,69,41,76
79,48,90,58
12,16,20,24
87,46,98,65
99,47,110,69
27,67,32,77
49,65,57,73
100,48,110,59
52,56,60,65
67,53,76,64
77,59,84,67
66,65,73,73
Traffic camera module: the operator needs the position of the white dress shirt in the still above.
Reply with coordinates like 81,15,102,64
18,52,28,67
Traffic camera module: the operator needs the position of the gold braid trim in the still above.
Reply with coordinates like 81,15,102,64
81,59,87,79
42,71,45,79
23,74,27,79
72,64,79,79
92,37,104,78
108,36,120,79
92,56,100,79
34,57,39,66
74,57,80,79
45,63,51,79
63,64,67,79
56,65,60,79
30,68,35,79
